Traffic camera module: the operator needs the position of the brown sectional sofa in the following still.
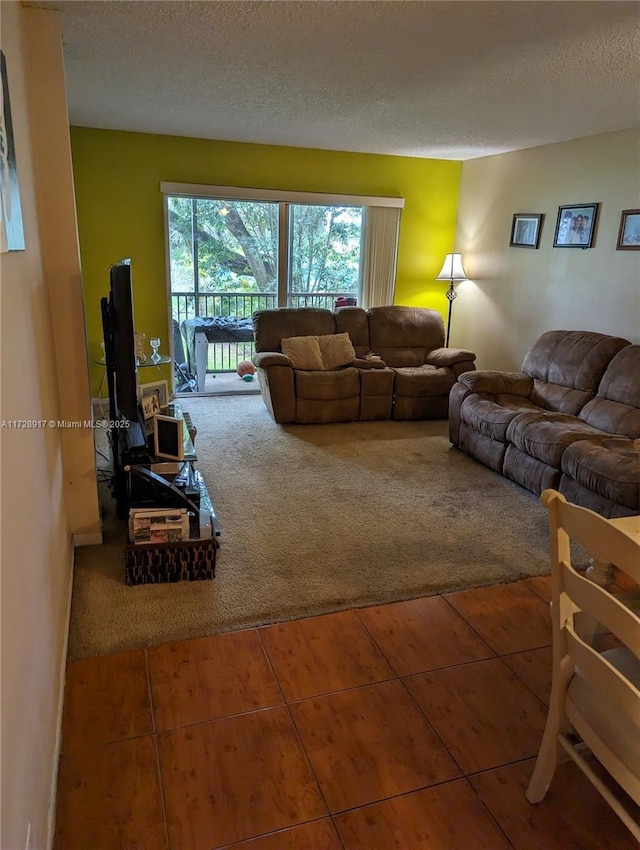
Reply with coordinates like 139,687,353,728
252,306,476,424
449,330,640,517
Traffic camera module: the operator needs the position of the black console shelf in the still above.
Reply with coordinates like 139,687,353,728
100,262,219,584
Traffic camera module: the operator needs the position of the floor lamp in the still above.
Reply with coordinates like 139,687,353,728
436,253,468,347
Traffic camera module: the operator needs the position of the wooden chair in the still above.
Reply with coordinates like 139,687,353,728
526,489,640,840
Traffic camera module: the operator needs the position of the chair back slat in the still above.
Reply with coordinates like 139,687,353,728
527,488,640,836
555,498,639,577
565,625,640,717
561,561,640,653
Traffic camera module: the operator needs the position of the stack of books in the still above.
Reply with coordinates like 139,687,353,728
128,507,190,545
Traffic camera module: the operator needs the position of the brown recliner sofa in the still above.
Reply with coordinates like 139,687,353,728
449,330,640,517
252,306,476,424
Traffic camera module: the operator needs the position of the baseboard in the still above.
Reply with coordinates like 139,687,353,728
46,545,75,850
72,531,103,547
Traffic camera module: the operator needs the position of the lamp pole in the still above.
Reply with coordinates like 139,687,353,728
436,253,467,348
445,280,457,347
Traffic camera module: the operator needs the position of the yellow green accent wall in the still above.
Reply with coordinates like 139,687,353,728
70,128,461,393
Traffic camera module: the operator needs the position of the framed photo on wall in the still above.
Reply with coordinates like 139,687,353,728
616,209,640,250
553,203,599,248
0,51,26,252
510,213,543,248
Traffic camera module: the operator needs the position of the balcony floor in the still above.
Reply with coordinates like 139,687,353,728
176,371,260,398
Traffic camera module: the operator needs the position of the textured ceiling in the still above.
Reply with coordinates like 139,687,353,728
33,0,640,160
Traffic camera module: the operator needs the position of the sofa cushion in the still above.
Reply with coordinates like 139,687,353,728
376,347,429,368
521,330,630,415
367,306,445,366
579,345,640,438
459,424,507,473
281,333,356,371
559,475,638,518
294,367,360,400
528,379,596,415
392,365,455,398
506,411,609,466
460,393,543,442
579,397,640,440
503,445,561,495
335,307,370,356
253,308,336,353
561,439,640,511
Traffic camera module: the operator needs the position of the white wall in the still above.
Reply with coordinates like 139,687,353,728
0,4,100,848
454,128,640,370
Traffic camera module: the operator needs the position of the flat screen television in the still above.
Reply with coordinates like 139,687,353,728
101,259,148,465
105,260,139,422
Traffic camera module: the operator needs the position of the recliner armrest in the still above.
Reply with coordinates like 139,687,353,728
457,370,533,396
352,356,387,370
252,351,293,369
425,347,476,368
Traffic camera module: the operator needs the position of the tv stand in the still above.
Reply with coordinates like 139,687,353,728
111,404,221,585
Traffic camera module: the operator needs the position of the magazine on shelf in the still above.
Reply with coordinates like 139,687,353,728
128,507,190,545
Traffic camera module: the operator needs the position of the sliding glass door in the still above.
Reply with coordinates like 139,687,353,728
168,197,279,326
167,196,364,380
288,204,362,308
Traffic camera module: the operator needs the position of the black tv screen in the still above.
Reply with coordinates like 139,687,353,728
109,260,139,422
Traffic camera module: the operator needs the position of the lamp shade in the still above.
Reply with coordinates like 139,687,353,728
436,253,468,281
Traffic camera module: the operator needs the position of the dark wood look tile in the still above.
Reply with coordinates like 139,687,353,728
220,819,344,850
405,658,548,774
148,630,283,730
158,706,326,850
523,574,552,603
289,679,460,813
54,736,167,850
259,610,395,701
357,595,495,676
334,780,512,850
502,646,553,705
61,649,152,752
471,759,639,850
445,581,551,655
611,568,640,595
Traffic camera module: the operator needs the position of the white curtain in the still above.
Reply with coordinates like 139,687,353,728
360,206,402,308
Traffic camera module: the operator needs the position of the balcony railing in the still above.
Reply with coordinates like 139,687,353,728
172,291,357,374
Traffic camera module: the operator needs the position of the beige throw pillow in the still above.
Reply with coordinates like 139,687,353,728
281,333,355,370
319,333,356,369
281,335,324,370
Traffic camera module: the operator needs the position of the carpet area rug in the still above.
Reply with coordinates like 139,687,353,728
69,395,552,660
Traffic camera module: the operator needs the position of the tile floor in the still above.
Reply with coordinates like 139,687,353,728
54,576,637,850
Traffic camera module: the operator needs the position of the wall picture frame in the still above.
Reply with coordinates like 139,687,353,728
616,209,640,250
0,50,26,252
553,203,599,248
139,379,169,409
510,213,543,248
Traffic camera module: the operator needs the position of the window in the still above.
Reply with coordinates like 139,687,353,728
167,196,363,324
168,196,278,326
163,183,403,375
288,204,362,307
